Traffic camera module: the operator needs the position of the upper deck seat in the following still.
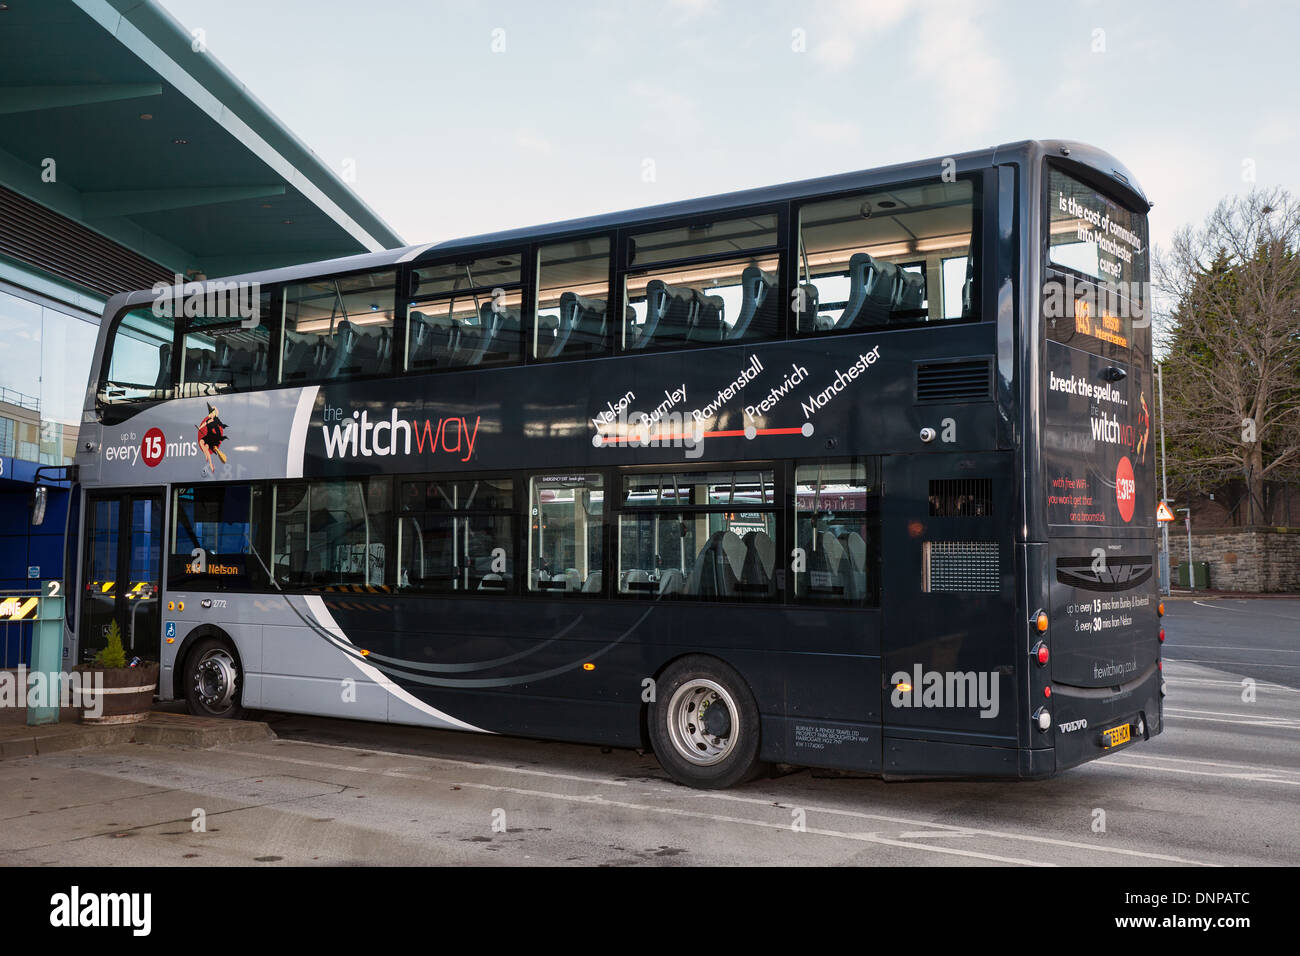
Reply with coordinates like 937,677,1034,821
154,343,172,389
730,266,777,340
483,305,522,364
554,292,607,356
687,291,725,342
639,280,695,348
251,343,268,380
284,333,332,381
409,311,457,369
325,320,359,377
214,339,258,388
183,347,214,391
792,282,824,331
535,313,559,357
836,253,900,330
895,271,926,317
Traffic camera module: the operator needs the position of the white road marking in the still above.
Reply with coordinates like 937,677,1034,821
1100,752,1300,780
1093,759,1300,786
231,740,630,787
1165,657,1300,670
1164,711,1300,730
1164,676,1299,693
224,741,1218,867
1192,601,1241,611
673,787,1218,866
451,781,1053,866
1171,644,1300,654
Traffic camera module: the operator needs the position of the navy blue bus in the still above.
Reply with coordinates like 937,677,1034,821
65,140,1163,787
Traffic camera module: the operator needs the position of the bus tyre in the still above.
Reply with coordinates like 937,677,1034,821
650,656,763,790
184,638,245,720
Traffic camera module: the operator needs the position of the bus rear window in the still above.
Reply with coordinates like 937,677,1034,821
1045,167,1149,357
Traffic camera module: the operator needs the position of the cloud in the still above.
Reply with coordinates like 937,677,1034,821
514,128,553,155
803,0,1009,138
906,2,1010,140
808,0,910,70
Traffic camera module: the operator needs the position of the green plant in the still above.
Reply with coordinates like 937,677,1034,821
95,620,128,669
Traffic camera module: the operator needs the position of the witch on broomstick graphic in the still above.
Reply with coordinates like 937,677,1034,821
197,402,229,472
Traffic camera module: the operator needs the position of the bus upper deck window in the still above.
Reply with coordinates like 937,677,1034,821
796,179,976,334
623,214,782,352
282,272,397,384
535,238,611,361
98,308,176,408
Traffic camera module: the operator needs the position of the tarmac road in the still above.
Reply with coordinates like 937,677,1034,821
1,598,1296,866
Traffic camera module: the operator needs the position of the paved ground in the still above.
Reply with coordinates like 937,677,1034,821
1162,596,1300,689
0,598,1296,866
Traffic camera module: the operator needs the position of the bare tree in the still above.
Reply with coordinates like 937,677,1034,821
1155,188,1300,524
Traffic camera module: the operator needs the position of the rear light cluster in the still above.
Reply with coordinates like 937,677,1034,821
1032,610,1051,731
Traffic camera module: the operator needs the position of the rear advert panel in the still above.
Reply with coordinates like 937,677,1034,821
1047,538,1161,766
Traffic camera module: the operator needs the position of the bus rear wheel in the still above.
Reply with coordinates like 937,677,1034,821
649,656,762,789
184,637,245,719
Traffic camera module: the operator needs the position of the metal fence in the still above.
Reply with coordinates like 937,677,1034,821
0,590,41,668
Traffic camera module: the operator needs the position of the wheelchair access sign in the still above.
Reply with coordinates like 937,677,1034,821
165,621,177,639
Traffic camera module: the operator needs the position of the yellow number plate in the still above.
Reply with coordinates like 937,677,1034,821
1102,723,1131,748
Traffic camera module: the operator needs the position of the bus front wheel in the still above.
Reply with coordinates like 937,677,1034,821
183,637,246,720
649,656,763,789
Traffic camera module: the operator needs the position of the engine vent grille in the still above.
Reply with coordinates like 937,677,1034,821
915,358,993,403
922,541,1000,593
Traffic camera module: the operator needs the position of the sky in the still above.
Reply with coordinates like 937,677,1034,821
156,0,1300,257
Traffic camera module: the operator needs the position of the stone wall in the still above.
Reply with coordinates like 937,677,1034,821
1166,527,1300,592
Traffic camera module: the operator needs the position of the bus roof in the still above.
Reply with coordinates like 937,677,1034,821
106,138,1148,313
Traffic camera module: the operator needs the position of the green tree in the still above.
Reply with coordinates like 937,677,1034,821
96,620,128,669
1156,188,1300,523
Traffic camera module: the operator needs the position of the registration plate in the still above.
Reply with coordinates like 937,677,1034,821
1102,723,1131,748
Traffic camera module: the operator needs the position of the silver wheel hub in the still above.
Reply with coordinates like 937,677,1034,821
194,649,238,710
666,678,738,766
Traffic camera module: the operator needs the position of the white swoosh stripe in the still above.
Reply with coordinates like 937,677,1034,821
286,386,319,478
303,594,489,733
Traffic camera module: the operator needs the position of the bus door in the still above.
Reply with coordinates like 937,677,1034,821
880,453,1017,767
78,490,164,664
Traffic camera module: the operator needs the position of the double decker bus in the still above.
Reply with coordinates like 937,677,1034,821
62,140,1162,788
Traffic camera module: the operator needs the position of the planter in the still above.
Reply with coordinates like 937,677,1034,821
73,662,160,724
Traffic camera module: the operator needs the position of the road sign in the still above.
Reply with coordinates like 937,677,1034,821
1156,501,1175,522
